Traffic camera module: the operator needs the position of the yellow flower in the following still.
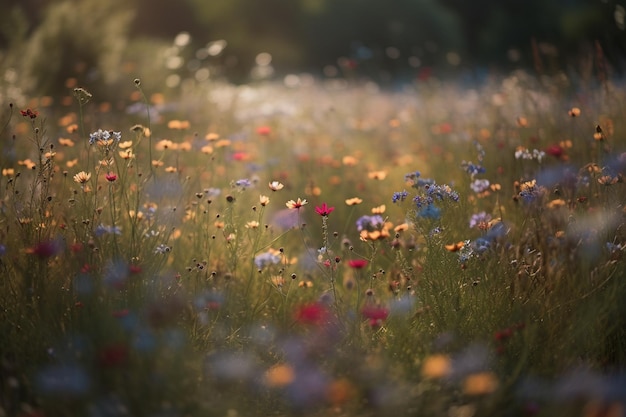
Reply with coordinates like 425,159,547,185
371,205,386,214
119,149,135,160
18,159,36,169
568,107,581,117
259,195,270,206
73,171,91,184
58,137,75,147
264,364,294,387
345,197,363,206
2,168,15,176
367,170,387,180
167,120,190,130
155,139,176,151
463,372,499,395
546,199,566,209
421,354,451,379
342,155,358,166
205,132,220,141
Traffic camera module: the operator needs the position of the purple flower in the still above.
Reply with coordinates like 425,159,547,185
392,190,409,203
470,179,490,193
356,215,385,232
469,212,492,229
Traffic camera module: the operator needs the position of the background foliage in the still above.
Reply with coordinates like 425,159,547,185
1,0,626,96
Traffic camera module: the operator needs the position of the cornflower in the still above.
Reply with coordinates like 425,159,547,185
235,178,252,189
95,224,122,236
469,212,492,229
89,129,121,146
470,179,490,193
254,250,281,269
286,198,307,209
355,215,384,232
392,190,408,203
461,161,486,177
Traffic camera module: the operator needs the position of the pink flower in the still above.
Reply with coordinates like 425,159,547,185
105,172,117,182
315,202,335,216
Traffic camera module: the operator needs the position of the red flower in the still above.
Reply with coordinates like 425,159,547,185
256,125,272,136
98,343,129,367
545,144,565,159
315,202,335,216
361,305,389,327
26,240,61,258
105,172,117,182
20,108,38,119
295,302,330,326
347,259,368,269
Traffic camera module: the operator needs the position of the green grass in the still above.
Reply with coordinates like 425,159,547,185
0,71,625,417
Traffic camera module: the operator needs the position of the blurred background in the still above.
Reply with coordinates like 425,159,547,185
1,0,626,98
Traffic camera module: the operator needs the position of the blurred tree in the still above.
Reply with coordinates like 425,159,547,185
18,0,136,97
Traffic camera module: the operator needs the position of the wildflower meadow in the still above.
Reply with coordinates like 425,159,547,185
1,59,625,416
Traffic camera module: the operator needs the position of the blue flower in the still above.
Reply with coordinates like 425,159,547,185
413,195,433,208
472,238,491,254
392,190,408,203
404,171,421,182
89,129,121,145
254,251,281,269
95,224,122,237
470,179,490,193
418,204,441,219
469,212,492,229
235,178,252,188
461,161,486,177
356,215,385,232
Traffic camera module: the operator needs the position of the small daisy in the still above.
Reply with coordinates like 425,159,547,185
73,171,91,184
269,181,284,191
286,198,307,209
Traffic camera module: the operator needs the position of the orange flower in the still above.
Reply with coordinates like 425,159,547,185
445,241,465,252
345,197,363,206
